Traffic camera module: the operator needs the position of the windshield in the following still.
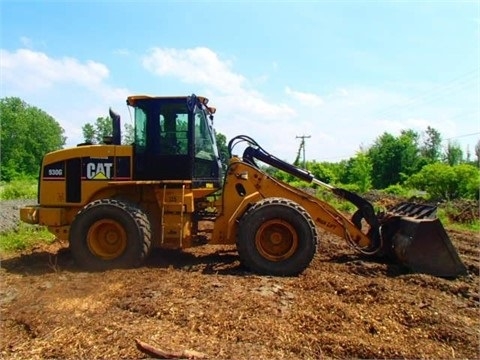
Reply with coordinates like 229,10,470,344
194,109,217,160
193,106,221,179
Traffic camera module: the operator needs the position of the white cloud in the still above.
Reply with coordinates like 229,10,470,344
285,86,324,107
2,45,476,163
375,117,430,134
1,49,110,92
143,47,245,93
375,117,458,143
141,46,474,162
143,47,295,146
1,48,130,146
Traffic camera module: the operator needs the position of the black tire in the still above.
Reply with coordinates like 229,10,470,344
69,199,152,271
237,198,318,276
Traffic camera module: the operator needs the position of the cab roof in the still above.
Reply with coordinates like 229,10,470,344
127,95,208,105
126,95,215,114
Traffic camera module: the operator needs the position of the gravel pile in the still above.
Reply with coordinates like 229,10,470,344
0,199,36,233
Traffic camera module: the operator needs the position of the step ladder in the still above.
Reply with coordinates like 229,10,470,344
161,183,186,247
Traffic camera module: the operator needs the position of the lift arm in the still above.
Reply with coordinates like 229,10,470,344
228,135,382,251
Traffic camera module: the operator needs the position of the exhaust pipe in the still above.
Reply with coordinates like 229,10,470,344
109,108,122,145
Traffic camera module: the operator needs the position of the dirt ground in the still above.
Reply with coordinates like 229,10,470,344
1,221,479,360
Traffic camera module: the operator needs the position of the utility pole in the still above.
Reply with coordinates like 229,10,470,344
296,135,311,169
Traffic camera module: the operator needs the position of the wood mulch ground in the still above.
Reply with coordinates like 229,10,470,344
1,225,478,359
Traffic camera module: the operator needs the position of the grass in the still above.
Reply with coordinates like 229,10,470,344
0,179,38,200
446,221,480,233
0,223,56,254
437,208,480,233
315,188,357,213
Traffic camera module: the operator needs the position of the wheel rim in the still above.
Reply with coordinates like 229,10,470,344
87,219,127,260
255,219,299,261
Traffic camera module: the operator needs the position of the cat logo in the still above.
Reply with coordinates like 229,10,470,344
86,162,113,180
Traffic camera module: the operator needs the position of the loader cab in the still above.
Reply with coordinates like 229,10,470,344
127,95,222,187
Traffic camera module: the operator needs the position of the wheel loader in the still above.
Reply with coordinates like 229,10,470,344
20,94,467,277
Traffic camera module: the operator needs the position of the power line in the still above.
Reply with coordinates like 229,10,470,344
374,69,479,119
444,132,480,141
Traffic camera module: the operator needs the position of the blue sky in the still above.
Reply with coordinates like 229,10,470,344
1,0,479,162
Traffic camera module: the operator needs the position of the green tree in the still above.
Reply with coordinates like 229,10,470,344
443,140,463,166
407,163,456,200
293,143,302,167
309,161,337,184
345,150,372,193
123,123,135,144
475,139,480,167
367,130,423,189
331,160,349,184
465,145,471,164
82,123,95,144
0,97,66,181
421,126,442,163
215,132,229,171
453,164,480,199
399,129,425,176
82,116,134,145
93,116,113,144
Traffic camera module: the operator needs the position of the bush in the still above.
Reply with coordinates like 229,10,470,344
454,164,480,200
383,184,409,196
440,199,479,224
335,183,361,194
437,204,480,232
0,179,38,200
406,163,480,201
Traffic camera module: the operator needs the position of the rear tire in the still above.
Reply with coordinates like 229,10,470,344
69,199,152,271
237,198,317,276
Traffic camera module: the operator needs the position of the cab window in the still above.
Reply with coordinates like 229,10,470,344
159,110,188,155
194,111,215,160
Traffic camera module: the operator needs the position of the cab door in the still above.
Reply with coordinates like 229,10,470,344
133,99,193,181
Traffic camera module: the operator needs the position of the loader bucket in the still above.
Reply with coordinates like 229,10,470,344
382,216,467,278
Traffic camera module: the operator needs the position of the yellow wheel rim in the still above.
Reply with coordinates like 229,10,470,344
255,219,298,262
87,219,127,260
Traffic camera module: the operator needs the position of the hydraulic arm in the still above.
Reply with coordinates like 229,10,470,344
232,135,381,252
227,135,466,277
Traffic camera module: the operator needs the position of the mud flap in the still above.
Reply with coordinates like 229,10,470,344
386,217,467,277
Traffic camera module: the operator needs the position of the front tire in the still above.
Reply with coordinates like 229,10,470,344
69,199,152,271
237,198,318,276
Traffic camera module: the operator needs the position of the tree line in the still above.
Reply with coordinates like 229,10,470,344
1,97,478,201
1,97,65,181
274,127,479,201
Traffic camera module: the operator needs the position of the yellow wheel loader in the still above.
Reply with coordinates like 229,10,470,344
20,94,466,277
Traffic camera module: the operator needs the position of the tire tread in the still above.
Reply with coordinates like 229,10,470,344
70,199,152,270
237,197,318,276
